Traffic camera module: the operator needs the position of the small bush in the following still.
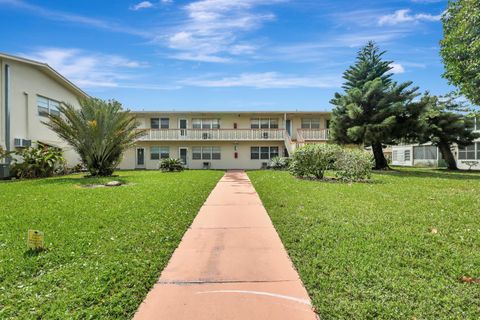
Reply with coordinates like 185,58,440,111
334,148,373,181
159,158,184,172
0,146,10,161
268,156,290,170
11,143,65,179
289,144,342,179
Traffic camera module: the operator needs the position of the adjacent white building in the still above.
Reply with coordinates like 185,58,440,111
0,52,87,177
392,118,480,170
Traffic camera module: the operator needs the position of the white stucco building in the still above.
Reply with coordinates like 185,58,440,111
0,52,87,177
391,118,480,170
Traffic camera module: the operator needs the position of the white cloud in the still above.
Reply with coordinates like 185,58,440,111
130,0,172,10
0,0,151,37
1,0,280,63
163,0,284,62
389,63,405,74
181,72,342,88
378,9,441,26
21,48,147,88
130,1,154,11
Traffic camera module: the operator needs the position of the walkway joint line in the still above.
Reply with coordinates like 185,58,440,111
134,170,319,320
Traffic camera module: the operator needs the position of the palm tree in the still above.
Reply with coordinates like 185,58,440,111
44,98,144,176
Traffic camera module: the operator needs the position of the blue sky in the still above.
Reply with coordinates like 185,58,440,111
0,0,450,111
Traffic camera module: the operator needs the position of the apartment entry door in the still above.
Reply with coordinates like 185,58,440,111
179,119,187,137
285,119,292,136
179,147,188,166
136,148,145,169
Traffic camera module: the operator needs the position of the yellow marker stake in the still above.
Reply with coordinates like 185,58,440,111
27,230,44,250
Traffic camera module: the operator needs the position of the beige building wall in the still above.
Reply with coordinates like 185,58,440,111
119,141,286,170
117,112,331,170
0,56,86,166
134,112,330,137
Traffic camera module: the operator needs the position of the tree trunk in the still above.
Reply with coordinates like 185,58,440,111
437,142,458,170
372,142,389,170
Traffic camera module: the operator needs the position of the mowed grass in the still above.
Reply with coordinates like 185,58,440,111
248,168,480,319
0,170,223,319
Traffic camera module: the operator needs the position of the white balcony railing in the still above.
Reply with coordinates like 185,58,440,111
297,129,329,141
138,129,286,141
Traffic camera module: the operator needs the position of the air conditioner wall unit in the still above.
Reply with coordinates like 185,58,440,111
14,138,32,148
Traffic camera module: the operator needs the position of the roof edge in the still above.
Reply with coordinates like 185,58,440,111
0,52,90,99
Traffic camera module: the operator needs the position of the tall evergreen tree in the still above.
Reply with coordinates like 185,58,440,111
330,41,427,169
419,94,479,170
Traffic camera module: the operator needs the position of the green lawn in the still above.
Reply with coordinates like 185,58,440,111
0,170,223,319
248,168,480,319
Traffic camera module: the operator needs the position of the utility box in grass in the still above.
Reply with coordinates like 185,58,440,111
0,164,10,179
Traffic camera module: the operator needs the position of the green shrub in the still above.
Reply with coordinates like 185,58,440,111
11,143,65,179
289,144,341,179
159,158,184,172
0,146,10,161
44,98,144,177
334,148,373,181
268,156,290,170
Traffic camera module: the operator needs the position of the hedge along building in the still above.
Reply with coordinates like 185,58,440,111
118,111,331,170
0,52,88,177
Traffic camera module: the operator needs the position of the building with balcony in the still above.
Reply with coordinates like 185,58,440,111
118,111,331,170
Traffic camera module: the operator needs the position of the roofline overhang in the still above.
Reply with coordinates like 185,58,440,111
0,52,90,99
130,110,332,115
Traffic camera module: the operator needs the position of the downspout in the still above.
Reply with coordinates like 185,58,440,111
24,92,29,139
4,64,10,164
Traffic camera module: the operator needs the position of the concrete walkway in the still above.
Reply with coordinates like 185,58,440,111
134,171,318,320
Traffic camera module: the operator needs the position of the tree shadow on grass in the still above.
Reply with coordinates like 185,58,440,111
375,168,480,181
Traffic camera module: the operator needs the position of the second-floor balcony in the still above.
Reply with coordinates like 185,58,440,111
297,129,330,141
138,129,286,141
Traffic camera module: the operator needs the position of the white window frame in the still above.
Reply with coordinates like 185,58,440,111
150,146,170,160
301,118,321,129
250,118,279,129
151,118,160,129
192,146,221,160
250,146,279,160
37,95,60,117
413,145,438,160
160,118,170,129
192,119,220,129
459,144,477,160
392,150,398,162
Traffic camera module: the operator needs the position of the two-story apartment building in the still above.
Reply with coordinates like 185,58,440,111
0,52,87,177
118,111,331,170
